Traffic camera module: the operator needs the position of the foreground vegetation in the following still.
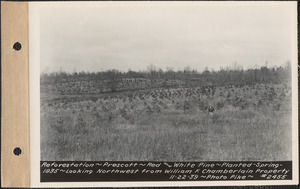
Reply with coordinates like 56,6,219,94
41,79,292,161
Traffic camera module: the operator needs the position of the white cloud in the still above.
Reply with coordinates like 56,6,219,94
39,2,294,73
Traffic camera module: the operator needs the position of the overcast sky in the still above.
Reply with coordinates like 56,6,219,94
39,2,295,73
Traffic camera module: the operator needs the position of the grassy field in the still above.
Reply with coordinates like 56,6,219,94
41,83,292,161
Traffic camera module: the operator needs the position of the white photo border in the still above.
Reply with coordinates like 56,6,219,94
29,1,298,187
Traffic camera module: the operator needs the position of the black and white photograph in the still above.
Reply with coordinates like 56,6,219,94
29,1,298,187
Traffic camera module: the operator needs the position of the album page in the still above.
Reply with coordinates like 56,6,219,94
4,1,299,188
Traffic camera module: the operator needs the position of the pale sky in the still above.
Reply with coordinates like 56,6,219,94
39,2,295,73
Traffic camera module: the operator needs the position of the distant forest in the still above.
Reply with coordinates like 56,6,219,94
41,62,291,87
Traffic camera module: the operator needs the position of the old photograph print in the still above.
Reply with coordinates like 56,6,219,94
40,3,293,162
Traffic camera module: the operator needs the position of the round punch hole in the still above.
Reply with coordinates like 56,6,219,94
13,42,22,51
13,147,22,156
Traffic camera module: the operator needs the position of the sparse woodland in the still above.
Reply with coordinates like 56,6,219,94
41,63,292,161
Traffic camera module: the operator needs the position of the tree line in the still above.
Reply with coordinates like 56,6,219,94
41,62,291,87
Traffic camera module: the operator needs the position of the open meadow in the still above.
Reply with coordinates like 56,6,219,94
41,74,292,161
37,2,295,163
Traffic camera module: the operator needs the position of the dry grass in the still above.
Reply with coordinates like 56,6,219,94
41,101,291,161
